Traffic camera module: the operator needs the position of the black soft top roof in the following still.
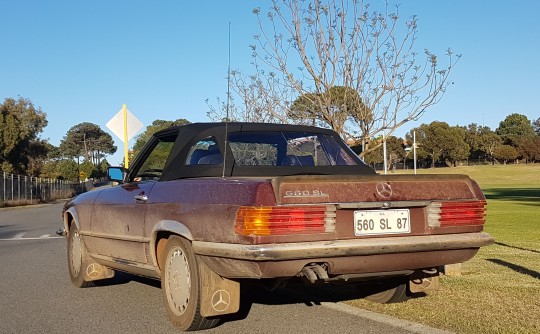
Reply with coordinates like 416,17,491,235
154,122,340,137
131,122,375,180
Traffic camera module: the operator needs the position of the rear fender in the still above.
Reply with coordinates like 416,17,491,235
150,220,194,271
150,221,240,316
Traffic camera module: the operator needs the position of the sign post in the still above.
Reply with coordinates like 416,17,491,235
106,105,143,168
122,104,129,168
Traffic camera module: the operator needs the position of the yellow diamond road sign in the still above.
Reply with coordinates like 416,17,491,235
106,107,144,143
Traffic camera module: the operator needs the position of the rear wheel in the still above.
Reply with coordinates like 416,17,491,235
67,224,93,288
161,236,219,331
361,278,409,304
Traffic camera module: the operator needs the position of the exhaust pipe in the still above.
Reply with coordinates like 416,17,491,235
300,263,329,283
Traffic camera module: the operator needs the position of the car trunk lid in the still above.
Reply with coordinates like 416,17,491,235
271,174,483,206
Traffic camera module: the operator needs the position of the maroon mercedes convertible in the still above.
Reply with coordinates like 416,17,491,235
61,122,493,331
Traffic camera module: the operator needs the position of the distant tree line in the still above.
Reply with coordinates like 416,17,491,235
358,113,540,169
2,95,537,182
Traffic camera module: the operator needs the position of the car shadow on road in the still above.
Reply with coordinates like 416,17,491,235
93,270,161,289
218,278,426,326
90,272,425,328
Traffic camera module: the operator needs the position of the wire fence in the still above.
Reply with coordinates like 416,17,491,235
0,172,92,207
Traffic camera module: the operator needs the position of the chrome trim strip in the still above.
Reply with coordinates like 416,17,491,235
192,232,494,261
89,253,156,270
89,253,160,279
336,201,432,209
79,231,149,243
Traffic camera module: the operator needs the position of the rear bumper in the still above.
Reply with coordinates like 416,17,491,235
192,232,494,279
192,232,494,261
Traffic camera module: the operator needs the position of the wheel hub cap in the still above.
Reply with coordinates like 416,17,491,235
166,247,191,316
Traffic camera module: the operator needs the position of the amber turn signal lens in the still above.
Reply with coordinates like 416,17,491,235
235,205,335,236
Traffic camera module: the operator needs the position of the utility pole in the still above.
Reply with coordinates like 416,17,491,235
383,130,387,175
413,130,417,175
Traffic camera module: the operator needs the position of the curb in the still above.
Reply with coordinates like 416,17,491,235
322,302,454,334
281,286,453,334
0,199,67,212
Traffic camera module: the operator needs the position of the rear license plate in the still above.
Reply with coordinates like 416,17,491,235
354,209,411,236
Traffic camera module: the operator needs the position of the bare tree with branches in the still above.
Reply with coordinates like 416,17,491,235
206,64,301,124
208,0,459,156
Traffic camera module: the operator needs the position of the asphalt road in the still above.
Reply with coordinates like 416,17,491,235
0,202,450,334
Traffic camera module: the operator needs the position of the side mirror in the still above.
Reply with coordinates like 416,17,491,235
107,166,127,182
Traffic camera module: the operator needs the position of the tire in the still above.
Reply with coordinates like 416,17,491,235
362,278,409,304
67,224,93,288
160,236,219,331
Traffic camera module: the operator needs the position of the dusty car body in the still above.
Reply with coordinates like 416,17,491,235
62,122,493,331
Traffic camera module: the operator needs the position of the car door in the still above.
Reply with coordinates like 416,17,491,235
89,133,176,264
89,180,156,264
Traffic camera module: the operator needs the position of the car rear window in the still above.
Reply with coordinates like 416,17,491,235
227,131,358,167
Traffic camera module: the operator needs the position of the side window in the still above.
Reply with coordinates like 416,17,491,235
283,135,324,166
227,131,358,167
135,139,175,180
184,137,223,165
229,142,278,166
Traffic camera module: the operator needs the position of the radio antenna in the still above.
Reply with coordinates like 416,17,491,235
222,22,231,179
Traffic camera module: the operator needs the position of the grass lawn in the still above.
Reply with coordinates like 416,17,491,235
346,164,540,334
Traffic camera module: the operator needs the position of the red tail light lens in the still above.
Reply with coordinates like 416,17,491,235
427,201,487,227
235,205,336,236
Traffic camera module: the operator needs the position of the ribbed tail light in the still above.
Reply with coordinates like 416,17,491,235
427,200,487,227
235,205,336,236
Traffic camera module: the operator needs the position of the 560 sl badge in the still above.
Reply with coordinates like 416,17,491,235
284,190,329,198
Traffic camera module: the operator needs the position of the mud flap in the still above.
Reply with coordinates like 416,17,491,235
199,260,240,317
83,262,115,281
409,269,440,293
82,253,115,282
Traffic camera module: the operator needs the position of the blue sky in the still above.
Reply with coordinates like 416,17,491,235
1,1,539,165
